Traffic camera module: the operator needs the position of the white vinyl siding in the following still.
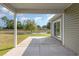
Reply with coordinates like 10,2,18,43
64,3,79,54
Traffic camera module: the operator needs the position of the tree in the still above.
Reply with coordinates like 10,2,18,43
47,22,50,29
37,25,41,30
17,21,23,29
7,20,14,29
0,26,3,30
24,20,37,32
1,16,9,23
42,25,47,29
1,16,14,29
1,16,9,28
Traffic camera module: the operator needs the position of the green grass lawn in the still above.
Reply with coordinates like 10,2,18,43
17,34,29,44
0,31,50,56
30,33,50,37
0,33,29,56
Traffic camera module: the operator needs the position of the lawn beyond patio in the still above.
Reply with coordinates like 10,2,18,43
30,33,50,37
0,31,50,56
0,33,29,55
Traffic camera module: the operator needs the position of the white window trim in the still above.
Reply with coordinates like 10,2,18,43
53,18,62,41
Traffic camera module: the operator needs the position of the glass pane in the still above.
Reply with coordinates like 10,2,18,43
54,21,60,37
56,22,60,36
54,23,56,36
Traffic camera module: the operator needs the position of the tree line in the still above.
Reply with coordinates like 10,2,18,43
1,16,50,32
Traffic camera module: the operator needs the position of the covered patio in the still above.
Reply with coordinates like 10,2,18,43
0,3,71,47
0,3,78,56
23,37,76,56
4,37,76,56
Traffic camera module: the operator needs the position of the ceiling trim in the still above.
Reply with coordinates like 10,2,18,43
1,3,71,14
2,3,16,13
16,9,64,14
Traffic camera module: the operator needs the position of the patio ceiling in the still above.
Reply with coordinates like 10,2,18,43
3,3,72,14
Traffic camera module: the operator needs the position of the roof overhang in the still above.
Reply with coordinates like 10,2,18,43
1,3,72,14
49,14,62,22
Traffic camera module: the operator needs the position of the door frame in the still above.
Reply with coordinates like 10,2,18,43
53,18,61,41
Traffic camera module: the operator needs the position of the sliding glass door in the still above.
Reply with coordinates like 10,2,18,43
54,21,60,39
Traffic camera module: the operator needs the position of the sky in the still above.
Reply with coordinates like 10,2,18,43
0,5,54,27
17,14,52,27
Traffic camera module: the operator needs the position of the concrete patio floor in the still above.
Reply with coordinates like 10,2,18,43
22,37,77,56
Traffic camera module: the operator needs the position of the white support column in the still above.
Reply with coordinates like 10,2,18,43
14,13,17,48
62,14,64,46
52,22,54,37
50,21,54,38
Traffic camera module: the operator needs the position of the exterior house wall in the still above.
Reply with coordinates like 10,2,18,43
64,3,79,54
50,15,64,42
